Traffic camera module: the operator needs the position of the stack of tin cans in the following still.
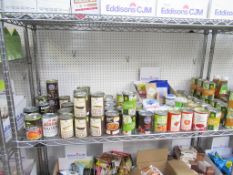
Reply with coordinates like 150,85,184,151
46,80,60,113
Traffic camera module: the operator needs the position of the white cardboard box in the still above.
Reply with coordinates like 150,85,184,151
209,0,233,20
157,0,209,19
4,0,37,12
37,0,71,13
101,0,156,17
71,0,100,14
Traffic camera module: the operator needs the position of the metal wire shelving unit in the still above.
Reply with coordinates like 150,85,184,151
1,11,233,175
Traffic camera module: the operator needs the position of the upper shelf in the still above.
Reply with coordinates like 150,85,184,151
2,12,233,32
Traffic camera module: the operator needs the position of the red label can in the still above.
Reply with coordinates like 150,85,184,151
193,108,209,131
181,109,193,131
167,111,181,132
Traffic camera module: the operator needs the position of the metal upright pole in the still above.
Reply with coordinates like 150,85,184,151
24,26,36,105
0,22,24,175
32,26,41,96
200,30,209,78
207,30,217,80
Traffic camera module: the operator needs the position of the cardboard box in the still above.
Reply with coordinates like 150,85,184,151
101,0,156,17
37,0,71,13
132,148,197,175
71,0,100,14
209,0,233,20
4,0,37,12
157,0,209,19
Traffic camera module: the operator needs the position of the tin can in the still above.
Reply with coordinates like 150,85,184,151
24,113,42,140
74,91,88,117
104,95,114,103
154,111,167,132
167,111,181,132
181,109,193,131
193,108,209,131
59,96,70,108
48,98,60,113
116,93,124,107
105,110,120,135
225,109,233,129
46,80,60,112
91,92,104,117
123,91,136,115
90,116,104,137
35,96,48,106
39,102,50,114
196,79,203,97
24,106,39,114
75,117,89,138
207,108,221,130
228,91,233,108
77,86,91,114
61,102,74,110
137,110,153,134
122,115,136,135
58,108,73,114
42,113,58,137
59,113,74,139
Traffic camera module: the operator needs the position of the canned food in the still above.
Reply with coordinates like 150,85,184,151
76,86,90,114
39,102,50,114
24,113,42,140
207,108,221,130
91,92,104,117
181,109,193,131
24,106,39,114
58,108,73,114
122,115,136,135
74,91,87,117
46,80,59,99
48,98,60,113
75,117,89,138
105,110,120,135
61,102,74,109
59,96,70,108
154,111,167,132
116,93,124,107
167,111,181,132
228,91,233,108
42,113,58,137
225,109,233,129
202,81,215,101
104,95,114,102
90,116,104,137
35,96,48,106
137,110,153,134
193,108,209,131
196,78,203,97
59,113,74,139
123,91,136,115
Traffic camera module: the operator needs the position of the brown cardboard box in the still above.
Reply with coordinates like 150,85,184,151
131,148,197,175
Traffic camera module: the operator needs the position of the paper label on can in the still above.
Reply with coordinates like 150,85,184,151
181,113,193,131
154,115,167,132
60,119,74,139
170,114,181,132
193,112,208,131
43,117,58,137
106,117,120,135
75,118,87,138
91,97,104,116
26,126,42,140
122,115,135,134
74,98,87,117
90,118,102,136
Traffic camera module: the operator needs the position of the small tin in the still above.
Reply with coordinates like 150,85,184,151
122,91,136,115
116,93,124,107
91,92,105,117
24,113,42,140
59,113,74,139
137,110,153,134
207,108,221,131
154,111,168,132
59,96,70,108
75,117,89,138
90,116,104,137
39,102,50,114
42,113,58,137
74,91,87,117
167,110,181,132
105,110,120,135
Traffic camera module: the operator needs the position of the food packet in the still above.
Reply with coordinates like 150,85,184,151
141,165,163,175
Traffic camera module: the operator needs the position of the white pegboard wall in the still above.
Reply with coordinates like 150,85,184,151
37,30,204,97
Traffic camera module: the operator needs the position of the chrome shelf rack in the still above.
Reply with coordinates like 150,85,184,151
1,11,233,175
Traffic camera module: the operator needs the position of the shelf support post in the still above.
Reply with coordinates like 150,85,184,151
24,26,36,105
200,29,209,78
207,30,218,80
0,21,24,175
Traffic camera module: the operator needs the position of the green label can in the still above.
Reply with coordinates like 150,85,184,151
123,91,136,115
207,109,221,130
122,115,136,135
154,111,167,132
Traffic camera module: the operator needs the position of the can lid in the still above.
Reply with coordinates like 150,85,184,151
24,106,39,113
43,113,56,118
194,107,208,114
154,111,167,116
59,96,70,100
92,91,105,97
61,102,74,108
105,110,119,117
74,91,87,98
46,79,58,83
25,113,41,121
139,110,153,117
59,113,73,120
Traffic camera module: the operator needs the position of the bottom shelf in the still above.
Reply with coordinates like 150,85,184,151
15,128,233,148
